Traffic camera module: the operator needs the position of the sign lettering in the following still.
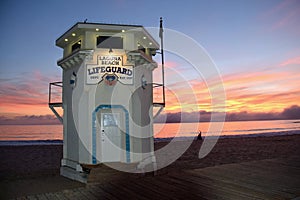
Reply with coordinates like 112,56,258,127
86,56,133,85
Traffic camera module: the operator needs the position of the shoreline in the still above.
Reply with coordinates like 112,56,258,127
0,130,299,146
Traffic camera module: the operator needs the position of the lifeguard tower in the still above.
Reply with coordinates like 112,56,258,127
49,21,165,182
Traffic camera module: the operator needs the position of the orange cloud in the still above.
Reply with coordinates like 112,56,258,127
0,71,60,116
214,61,300,112
1,55,299,120
160,55,300,114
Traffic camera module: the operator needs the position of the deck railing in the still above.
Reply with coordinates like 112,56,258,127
48,81,63,123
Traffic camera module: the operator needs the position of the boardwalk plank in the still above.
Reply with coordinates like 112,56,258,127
108,181,150,200
60,188,86,199
26,195,38,200
181,171,275,200
116,178,172,200
86,184,119,200
239,162,300,190
155,175,211,200
77,187,98,200
17,157,300,200
140,176,200,199
52,191,68,200
219,161,300,195
15,197,28,200
34,193,48,200
241,160,300,179
264,157,300,169
267,157,300,168
190,164,296,199
97,182,137,200
168,173,260,200
44,192,59,200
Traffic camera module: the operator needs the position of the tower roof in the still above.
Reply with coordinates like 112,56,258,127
56,22,159,49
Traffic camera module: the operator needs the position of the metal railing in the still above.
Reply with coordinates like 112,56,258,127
153,83,165,107
48,81,63,105
48,81,63,123
152,83,165,119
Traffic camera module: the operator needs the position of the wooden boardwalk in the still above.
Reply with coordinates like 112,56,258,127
17,156,300,200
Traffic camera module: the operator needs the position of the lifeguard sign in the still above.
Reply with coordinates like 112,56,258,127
49,21,165,183
87,55,133,85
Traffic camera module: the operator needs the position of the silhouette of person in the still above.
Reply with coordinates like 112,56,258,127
197,131,202,140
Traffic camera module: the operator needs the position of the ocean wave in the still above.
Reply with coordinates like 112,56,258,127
223,127,300,133
154,130,300,142
0,140,63,146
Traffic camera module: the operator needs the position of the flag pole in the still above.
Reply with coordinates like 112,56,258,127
159,17,166,106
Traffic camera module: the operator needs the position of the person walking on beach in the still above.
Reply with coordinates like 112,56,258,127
197,131,202,140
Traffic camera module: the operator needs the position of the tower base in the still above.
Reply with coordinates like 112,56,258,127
60,166,88,183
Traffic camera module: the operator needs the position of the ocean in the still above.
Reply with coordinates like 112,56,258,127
0,120,299,145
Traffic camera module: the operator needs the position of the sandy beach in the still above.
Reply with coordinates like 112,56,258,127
1,134,300,199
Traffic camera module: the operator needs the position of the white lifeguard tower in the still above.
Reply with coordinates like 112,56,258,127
49,21,165,182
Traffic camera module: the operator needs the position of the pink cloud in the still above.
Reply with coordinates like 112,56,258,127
260,0,300,32
272,8,300,30
280,56,300,66
1,54,299,118
163,55,300,113
261,0,292,18
0,71,60,115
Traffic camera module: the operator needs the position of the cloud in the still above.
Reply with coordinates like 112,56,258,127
162,61,300,113
280,56,300,66
154,53,300,115
220,60,300,112
0,70,60,115
1,54,299,122
261,0,300,31
281,105,300,119
0,115,61,125
155,105,300,123
1,105,299,125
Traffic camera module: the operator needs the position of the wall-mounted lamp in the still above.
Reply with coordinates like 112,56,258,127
109,48,113,54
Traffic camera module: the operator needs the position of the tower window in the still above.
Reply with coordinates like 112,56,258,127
72,40,81,52
97,36,123,49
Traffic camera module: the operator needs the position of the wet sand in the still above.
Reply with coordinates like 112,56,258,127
1,134,300,198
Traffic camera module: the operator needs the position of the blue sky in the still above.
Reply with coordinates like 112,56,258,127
1,0,299,75
0,0,300,117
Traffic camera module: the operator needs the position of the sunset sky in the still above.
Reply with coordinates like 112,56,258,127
0,0,300,123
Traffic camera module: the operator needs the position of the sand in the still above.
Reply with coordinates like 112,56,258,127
1,134,300,198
